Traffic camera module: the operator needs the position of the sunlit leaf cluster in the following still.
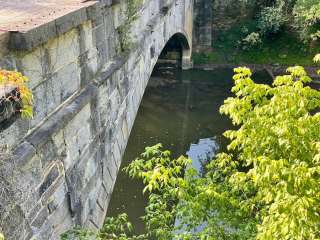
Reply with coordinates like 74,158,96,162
0,70,33,119
219,64,320,239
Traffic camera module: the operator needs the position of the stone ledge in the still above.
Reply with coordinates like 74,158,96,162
9,20,58,52
96,53,128,85
8,83,97,168
8,2,98,51
12,141,36,167
9,48,129,168
26,85,97,150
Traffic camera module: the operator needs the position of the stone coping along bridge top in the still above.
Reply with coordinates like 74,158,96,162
0,0,100,51
0,0,96,32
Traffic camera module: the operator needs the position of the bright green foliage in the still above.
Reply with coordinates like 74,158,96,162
293,0,320,41
219,65,320,239
61,227,98,240
313,53,320,62
116,67,320,239
99,213,147,240
240,32,262,50
0,70,33,119
124,144,191,194
258,1,288,36
61,214,146,240
134,64,319,239
61,61,320,240
124,144,192,239
249,0,320,41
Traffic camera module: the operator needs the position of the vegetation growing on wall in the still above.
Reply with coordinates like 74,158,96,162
62,56,320,240
0,70,33,121
117,0,143,52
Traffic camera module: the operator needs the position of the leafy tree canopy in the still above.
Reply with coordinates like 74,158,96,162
62,59,320,240
238,0,320,42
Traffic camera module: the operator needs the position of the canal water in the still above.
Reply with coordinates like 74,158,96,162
106,66,272,234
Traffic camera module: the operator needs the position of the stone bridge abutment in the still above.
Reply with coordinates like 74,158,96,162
0,0,193,239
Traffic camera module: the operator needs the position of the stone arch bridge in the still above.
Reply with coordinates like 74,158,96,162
0,0,193,239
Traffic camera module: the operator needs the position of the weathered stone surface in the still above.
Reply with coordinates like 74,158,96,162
55,8,88,35
12,141,36,167
18,47,46,89
26,85,96,149
0,0,193,239
0,118,30,149
47,29,80,72
39,165,59,196
9,21,58,51
31,207,49,229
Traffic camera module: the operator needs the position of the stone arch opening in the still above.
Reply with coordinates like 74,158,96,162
158,32,192,70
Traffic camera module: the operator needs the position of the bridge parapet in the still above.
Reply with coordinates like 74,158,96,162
0,0,193,239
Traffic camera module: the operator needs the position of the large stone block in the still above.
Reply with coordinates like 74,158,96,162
64,103,92,170
102,160,114,194
47,182,68,213
51,61,81,101
113,139,122,168
46,190,69,224
47,29,80,73
79,49,98,87
0,118,30,149
39,164,60,197
18,47,46,89
31,206,49,230
16,154,43,215
106,150,118,183
97,183,109,212
103,8,115,37
30,77,61,128
97,83,109,127
52,130,67,157
51,210,74,238
108,88,121,123
96,41,109,70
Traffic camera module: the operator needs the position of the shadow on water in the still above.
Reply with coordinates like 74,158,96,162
106,66,272,234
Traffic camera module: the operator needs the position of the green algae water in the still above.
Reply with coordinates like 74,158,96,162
106,66,272,234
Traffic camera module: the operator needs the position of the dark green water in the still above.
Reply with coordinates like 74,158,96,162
106,66,272,234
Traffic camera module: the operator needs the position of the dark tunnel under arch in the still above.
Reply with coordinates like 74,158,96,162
158,32,192,69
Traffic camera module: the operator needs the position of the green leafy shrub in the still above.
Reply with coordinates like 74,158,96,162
293,0,320,42
258,3,288,36
240,32,262,50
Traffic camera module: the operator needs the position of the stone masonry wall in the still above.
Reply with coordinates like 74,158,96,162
193,0,256,51
0,0,193,239
212,0,255,35
193,0,213,51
